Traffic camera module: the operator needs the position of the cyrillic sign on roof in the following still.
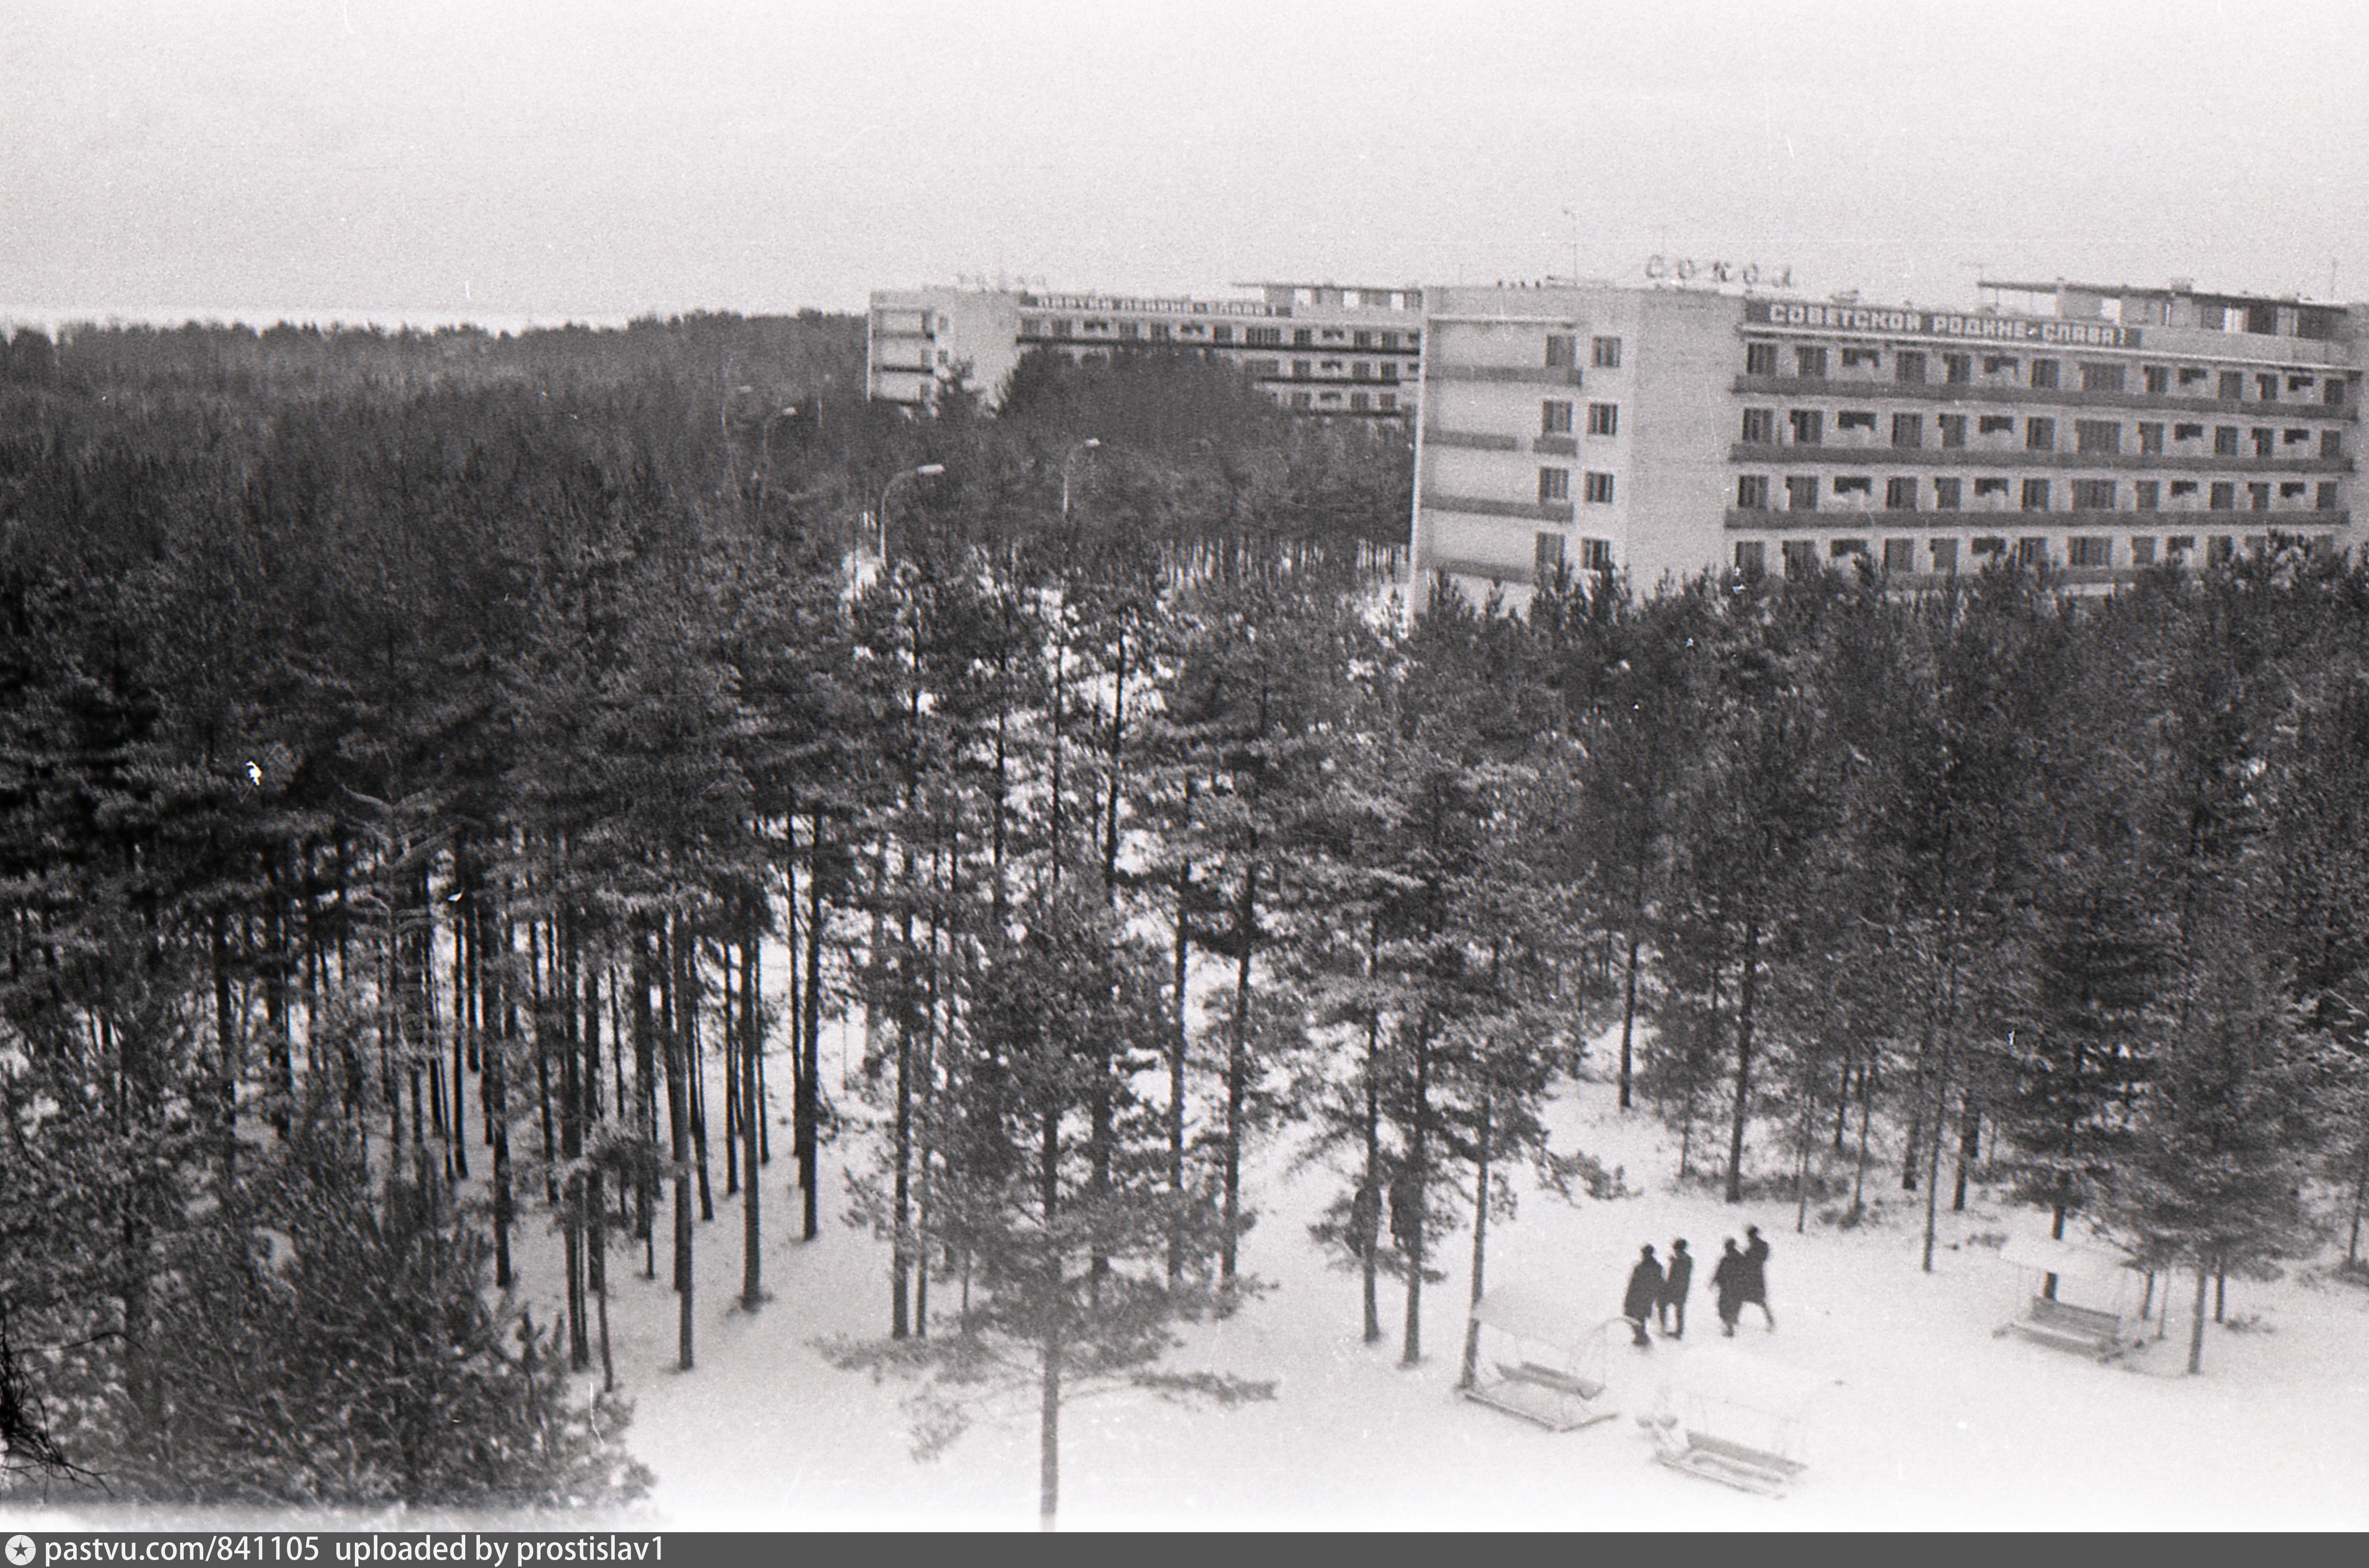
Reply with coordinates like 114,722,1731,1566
1745,299,2141,348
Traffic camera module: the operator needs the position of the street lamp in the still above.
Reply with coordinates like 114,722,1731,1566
877,462,946,564
751,405,801,491
1061,437,1101,524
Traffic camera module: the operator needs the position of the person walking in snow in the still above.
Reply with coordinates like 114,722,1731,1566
1739,1224,1775,1331
1658,1238,1692,1338
1711,1238,1746,1336
1622,1244,1665,1347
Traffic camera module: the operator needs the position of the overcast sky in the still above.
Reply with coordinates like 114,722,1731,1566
7,0,2367,324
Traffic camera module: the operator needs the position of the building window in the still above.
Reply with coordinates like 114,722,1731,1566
2170,480,2200,500
2257,373,2279,402
1831,538,1871,558
1742,408,1776,443
1294,328,1314,348
1796,346,1829,378
1973,477,2012,501
1786,475,1820,511
1978,415,2016,436
2282,427,2311,447
2137,423,2165,455
2280,481,2308,500
2022,479,2052,512
2177,367,2208,388
1943,353,1972,384
2131,536,2157,565
1212,324,1233,344
2081,363,2126,393
1789,409,1824,446
1291,391,1312,409
2210,481,2236,510
1892,414,1924,449
1349,391,1370,411
2214,427,2241,456
2208,535,2235,565
1546,334,1577,368
2318,430,2343,458
2069,536,2113,567
1985,355,2020,376
1933,478,1963,509
1580,538,1614,572
1021,317,1044,336
1746,341,1779,376
1895,351,1927,385
2072,480,2117,510
1587,403,1619,436
1886,477,1919,510
1837,411,1877,434
1833,476,1875,499
2252,428,2275,457
2026,418,2057,451
2218,370,2244,400
1940,415,1968,448
1585,471,1616,504
1972,536,2008,558
2325,378,2348,406
1381,363,1400,382
1840,348,1881,370
1539,467,1571,502
1735,540,1766,574
1377,393,1397,411
2135,480,2160,510
2166,535,2196,558
1320,359,1345,374
2030,359,2061,389
2248,482,2271,511
1543,400,1575,435
2143,366,2170,395
1352,330,1374,349
1593,336,1623,368
1292,359,1313,379
2289,374,2315,394
2075,420,2120,455
1246,326,1282,347
1353,361,1372,380
1883,537,1916,573
1118,323,1142,340
1930,538,1959,573
1782,540,1817,576
1535,531,1565,580
2174,423,2205,443
2016,537,2050,567
1737,475,1771,509
2318,481,2340,510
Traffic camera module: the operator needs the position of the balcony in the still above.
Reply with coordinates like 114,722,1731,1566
1422,489,1575,524
1727,443,2352,474
1724,507,2350,532
1730,375,2356,421
1434,364,1587,387
1425,429,1521,451
1532,435,1578,456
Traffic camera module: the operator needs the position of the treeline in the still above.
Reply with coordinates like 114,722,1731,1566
0,320,1411,1512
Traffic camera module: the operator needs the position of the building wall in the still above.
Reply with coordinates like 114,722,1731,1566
1412,278,2364,606
867,283,1424,418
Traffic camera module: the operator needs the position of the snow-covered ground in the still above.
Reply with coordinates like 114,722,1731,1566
586,1046,2369,1532
12,1030,2368,1533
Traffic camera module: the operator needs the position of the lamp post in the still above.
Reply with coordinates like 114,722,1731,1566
751,405,801,492
876,463,946,565
1061,437,1101,525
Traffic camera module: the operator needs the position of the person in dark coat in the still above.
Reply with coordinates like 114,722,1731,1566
1622,1244,1664,1346
1657,1238,1693,1338
1711,1238,1746,1336
1741,1224,1775,1330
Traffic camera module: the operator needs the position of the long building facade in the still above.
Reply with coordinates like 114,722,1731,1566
1412,278,2362,601
869,282,1425,418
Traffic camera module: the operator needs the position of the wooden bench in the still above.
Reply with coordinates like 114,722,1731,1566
2005,1295,2125,1356
1655,1429,1807,1497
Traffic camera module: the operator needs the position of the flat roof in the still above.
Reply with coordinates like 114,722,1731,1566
1981,278,2333,308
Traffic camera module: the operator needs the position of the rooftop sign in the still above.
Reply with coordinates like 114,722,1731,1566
1745,299,2141,348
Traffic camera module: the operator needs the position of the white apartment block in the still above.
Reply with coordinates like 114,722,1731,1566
868,282,1425,419
1412,278,2363,604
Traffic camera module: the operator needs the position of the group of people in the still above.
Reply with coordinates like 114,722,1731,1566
1621,1225,1774,1346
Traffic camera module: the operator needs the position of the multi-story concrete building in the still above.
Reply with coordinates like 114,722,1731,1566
868,282,1425,419
1412,277,2362,603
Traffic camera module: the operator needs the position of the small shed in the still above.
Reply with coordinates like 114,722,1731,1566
1461,1284,1620,1432
1645,1343,1828,1498
1998,1233,2140,1358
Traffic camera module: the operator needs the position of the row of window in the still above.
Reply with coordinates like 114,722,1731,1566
1540,400,1619,436
1281,389,1400,413
1543,335,1624,369
1021,317,1418,351
1744,408,2344,457
1533,533,1616,575
1736,474,2341,512
1736,532,2326,577
1742,342,2347,403
1538,468,1617,504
